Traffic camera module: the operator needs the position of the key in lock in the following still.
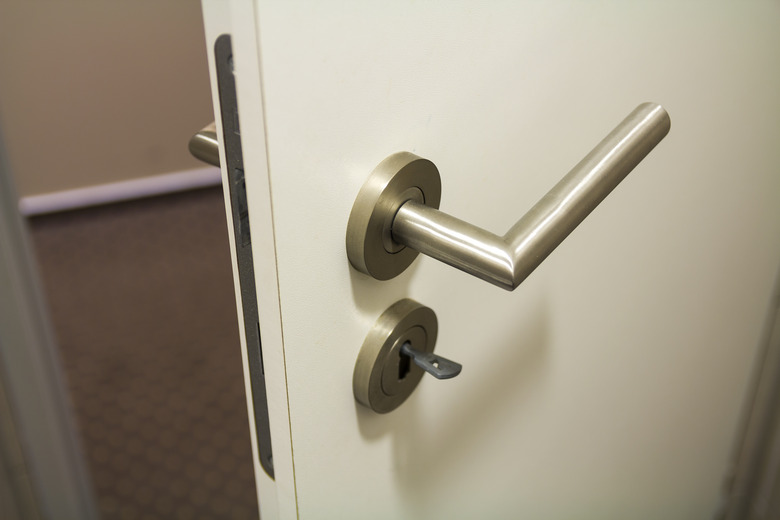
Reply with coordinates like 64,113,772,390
353,299,461,414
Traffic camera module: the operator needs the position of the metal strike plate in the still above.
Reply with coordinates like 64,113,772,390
353,299,439,413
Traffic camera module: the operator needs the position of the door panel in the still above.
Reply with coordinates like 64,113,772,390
203,1,780,518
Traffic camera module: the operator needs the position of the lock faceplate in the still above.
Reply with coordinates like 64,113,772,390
353,299,438,413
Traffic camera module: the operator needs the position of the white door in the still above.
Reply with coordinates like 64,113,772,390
200,2,780,518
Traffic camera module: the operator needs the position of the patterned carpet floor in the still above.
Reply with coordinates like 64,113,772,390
29,187,259,519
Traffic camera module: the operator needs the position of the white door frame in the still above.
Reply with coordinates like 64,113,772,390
0,127,98,519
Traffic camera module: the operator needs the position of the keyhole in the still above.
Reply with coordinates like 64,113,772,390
398,348,411,380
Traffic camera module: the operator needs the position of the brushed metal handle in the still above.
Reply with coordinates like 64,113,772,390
188,122,220,167
346,103,671,290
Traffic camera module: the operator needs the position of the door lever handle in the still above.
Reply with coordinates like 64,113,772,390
346,103,671,290
188,122,220,167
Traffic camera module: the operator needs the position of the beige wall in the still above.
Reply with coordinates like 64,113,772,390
0,1,214,196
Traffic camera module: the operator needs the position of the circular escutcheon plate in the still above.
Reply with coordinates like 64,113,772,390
346,152,442,281
353,299,438,414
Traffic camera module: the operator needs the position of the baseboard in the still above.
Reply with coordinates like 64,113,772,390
19,167,222,217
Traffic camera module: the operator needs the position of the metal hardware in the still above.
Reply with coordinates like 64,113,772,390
346,153,441,280
353,299,460,413
400,342,461,379
346,103,671,290
188,122,220,167
213,34,274,478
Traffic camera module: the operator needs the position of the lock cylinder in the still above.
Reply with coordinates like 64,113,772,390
353,299,460,413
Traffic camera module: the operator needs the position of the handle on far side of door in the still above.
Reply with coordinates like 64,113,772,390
345,103,671,290
188,122,220,167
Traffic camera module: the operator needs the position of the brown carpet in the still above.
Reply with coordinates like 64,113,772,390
28,187,259,519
